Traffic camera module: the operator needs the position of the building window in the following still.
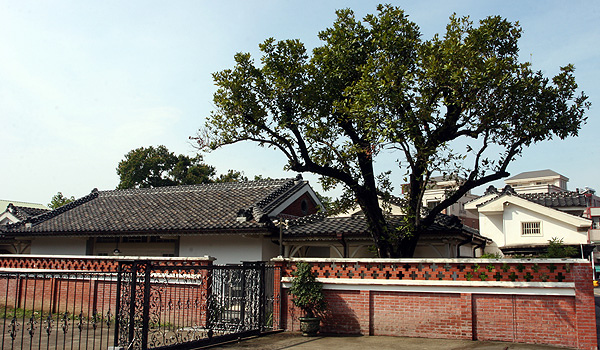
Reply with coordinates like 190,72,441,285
301,199,309,215
150,236,177,243
122,236,147,243
96,237,119,243
593,217,600,230
522,221,542,236
427,200,440,210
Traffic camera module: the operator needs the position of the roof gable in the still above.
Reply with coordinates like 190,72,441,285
476,193,591,228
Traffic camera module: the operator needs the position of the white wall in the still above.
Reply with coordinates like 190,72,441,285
30,237,88,255
479,213,505,247
502,205,586,245
179,235,279,264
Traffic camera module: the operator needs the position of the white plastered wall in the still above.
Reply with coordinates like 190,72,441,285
479,213,505,247
30,237,88,255
179,235,279,264
502,205,587,246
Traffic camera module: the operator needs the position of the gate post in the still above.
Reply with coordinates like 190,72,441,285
258,262,266,332
114,261,124,348
240,264,247,329
140,260,152,350
271,258,284,330
127,261,138,347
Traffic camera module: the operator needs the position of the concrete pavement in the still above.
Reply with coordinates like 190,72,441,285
206,332,570,350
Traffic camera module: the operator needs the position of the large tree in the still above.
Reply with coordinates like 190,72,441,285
116,145,245,189
196,5,589,258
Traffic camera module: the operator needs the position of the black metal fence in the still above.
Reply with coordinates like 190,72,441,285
115,261,278,350
0,269,117,350
0,260,278,350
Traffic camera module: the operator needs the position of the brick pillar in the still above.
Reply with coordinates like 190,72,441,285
272,260,284,330
460,293,474,340
573,262,598,350
196,257,213,328
357,290,372,335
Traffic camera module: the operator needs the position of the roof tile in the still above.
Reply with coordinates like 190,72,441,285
3,177,306,236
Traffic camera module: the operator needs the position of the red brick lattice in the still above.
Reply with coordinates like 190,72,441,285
281,261,574,283
0,256,214,272
278,259,596,350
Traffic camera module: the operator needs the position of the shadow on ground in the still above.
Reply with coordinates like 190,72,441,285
205,331,568,350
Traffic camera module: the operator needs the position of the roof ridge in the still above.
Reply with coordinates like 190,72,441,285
100,178,295,197
6,190,99,229
234,176,304,223
7,204,48,221
287,211,329,228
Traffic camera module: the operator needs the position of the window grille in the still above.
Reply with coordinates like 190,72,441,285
522,221,541,236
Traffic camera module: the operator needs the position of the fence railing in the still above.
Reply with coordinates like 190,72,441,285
115,261,278,350
0,256,280,350
0,269,117,350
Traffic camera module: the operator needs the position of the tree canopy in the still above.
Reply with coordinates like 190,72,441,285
196,5,590,258
116,145,245,189
48,192,75,209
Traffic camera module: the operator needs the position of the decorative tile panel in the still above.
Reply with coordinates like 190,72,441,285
280,260,577,283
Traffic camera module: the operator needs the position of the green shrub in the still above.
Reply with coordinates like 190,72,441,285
289,262,327,318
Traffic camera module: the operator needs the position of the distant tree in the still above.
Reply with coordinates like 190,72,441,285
48,192,75,209
116,146,214,189
116,146,249,189
214,169,248,183
196,5,590,257
253,175,273,181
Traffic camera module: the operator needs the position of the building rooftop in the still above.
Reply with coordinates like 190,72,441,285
505,169,566,182
1,177,309,236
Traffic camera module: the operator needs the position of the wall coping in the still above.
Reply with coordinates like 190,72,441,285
0,254,217,261
281,276,575,289
280,278,576,296
271,257,589,264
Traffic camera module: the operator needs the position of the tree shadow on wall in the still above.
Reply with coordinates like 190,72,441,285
318,290,363,335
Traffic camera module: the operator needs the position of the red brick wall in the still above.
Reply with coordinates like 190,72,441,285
0,256,215,327
473,294,578,347
276,258,597,350
279,193,319,218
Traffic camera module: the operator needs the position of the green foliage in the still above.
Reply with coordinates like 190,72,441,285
289,262,327,318
116,145,246,189
197,5,590,258
480,252,503,259
541,237,578,258
214,169,248,183
48,192,75,209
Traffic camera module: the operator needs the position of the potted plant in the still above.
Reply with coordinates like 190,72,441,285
289,262,327,336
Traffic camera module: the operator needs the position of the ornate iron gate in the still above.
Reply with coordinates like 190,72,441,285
0,269,116,350
114,260,277,350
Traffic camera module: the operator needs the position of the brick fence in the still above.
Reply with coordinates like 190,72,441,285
0,255,596,349
273,257,598,350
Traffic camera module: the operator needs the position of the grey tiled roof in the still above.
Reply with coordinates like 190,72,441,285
4,204,50,221
284,212,485,242
505,169,563,181
518,191,590,208
2,177,307,236
479,186,591,209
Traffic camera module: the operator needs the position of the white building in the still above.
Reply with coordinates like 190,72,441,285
465,170,598,257
421,176,480,229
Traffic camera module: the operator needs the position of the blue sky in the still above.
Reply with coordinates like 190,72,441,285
1,1,598,205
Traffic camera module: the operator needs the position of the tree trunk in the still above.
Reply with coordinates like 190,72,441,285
355,187,395,258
